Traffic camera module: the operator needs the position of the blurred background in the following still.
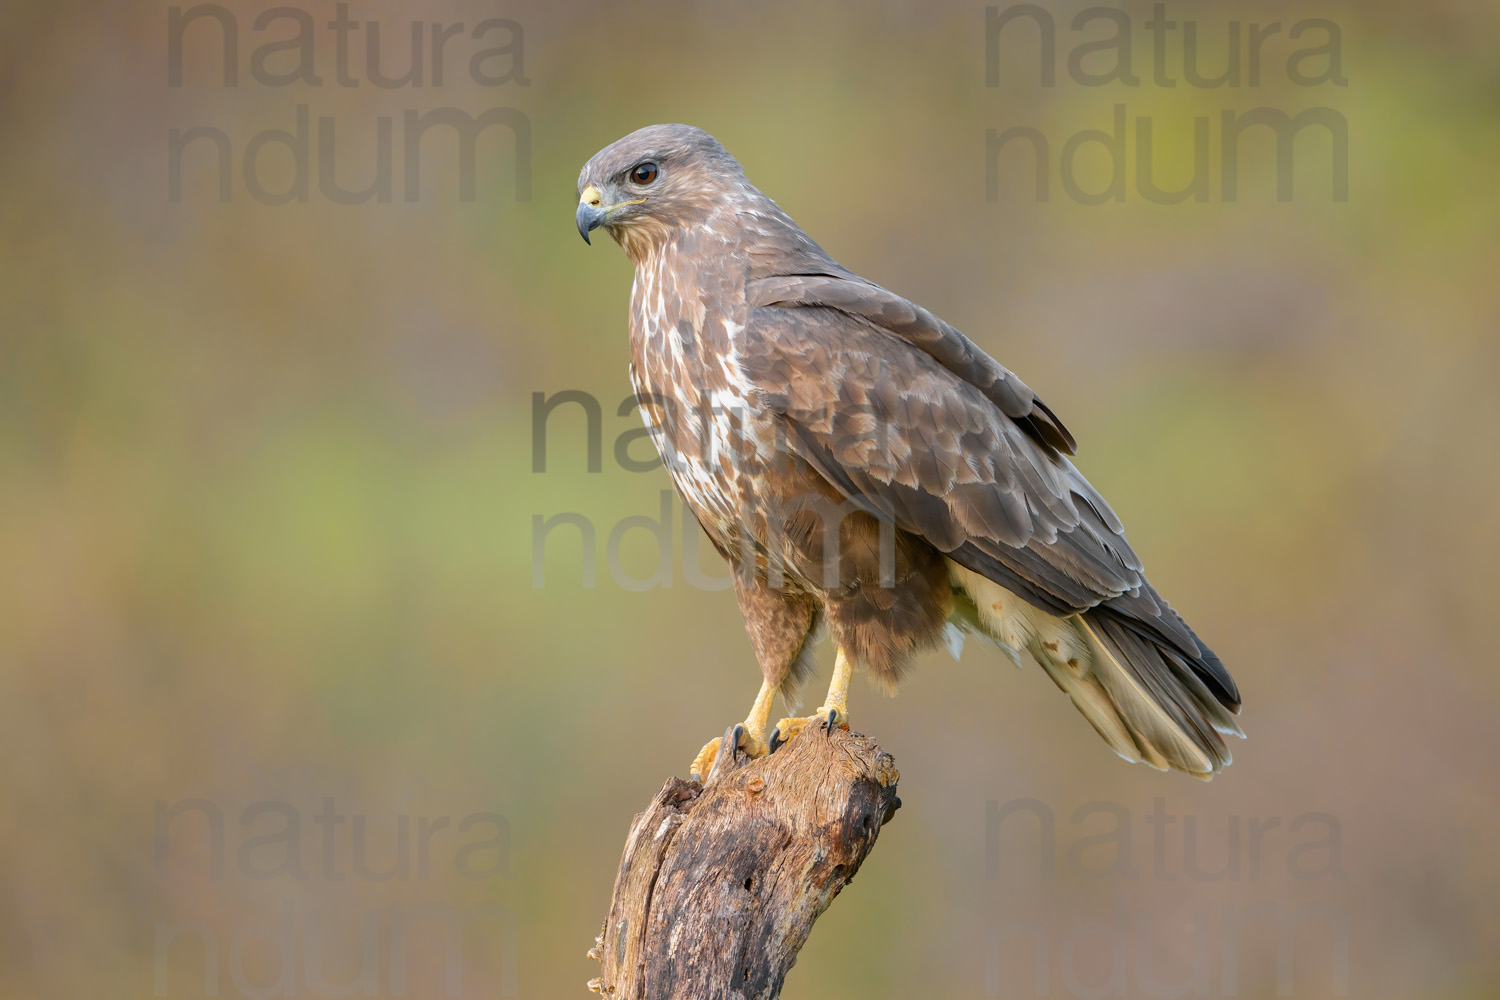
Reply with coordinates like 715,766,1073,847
2,1,1498,997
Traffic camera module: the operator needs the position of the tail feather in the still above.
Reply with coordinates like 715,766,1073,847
1039,651,1174,771
946,560,1243,779
1076,608,1242,778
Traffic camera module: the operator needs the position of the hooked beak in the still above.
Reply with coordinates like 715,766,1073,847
576,184,646,245
577,185,606,244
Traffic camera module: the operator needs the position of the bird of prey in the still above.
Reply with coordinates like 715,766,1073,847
575,124,1243,781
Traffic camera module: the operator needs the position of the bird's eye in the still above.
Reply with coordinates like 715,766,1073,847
630,162,659,185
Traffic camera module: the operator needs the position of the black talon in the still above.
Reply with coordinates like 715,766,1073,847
769,727,786,754
824,708,837,735
730,723,746,756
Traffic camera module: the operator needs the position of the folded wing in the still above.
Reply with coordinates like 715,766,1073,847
738,273,1241,774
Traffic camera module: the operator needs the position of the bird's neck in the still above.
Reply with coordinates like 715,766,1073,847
627,221,748,386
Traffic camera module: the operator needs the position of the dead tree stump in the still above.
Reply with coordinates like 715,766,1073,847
587,720,902,999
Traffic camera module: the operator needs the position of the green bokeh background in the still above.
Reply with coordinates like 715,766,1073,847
3,1,1498,997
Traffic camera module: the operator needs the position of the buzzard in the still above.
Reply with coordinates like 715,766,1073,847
576,124,1243,781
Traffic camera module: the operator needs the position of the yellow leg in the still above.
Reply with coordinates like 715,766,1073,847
821,645,854,720
745,677,777,741
689,679,775,781
771,647,853,750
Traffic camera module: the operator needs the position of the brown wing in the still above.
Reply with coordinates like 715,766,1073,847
738,275,1239,710
749,274,1077,457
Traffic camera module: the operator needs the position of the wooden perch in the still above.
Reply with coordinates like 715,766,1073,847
587,720,902,999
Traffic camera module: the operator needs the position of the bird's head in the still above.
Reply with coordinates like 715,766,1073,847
576,124,745,261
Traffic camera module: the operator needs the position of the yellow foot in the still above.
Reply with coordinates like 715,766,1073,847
689,724,769,782
769,706,849,753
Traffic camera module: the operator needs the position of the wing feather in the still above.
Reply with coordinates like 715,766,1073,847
748,275,1078,455
737,278,1209,673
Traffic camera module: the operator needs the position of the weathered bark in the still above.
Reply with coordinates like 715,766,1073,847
587,721,901,999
